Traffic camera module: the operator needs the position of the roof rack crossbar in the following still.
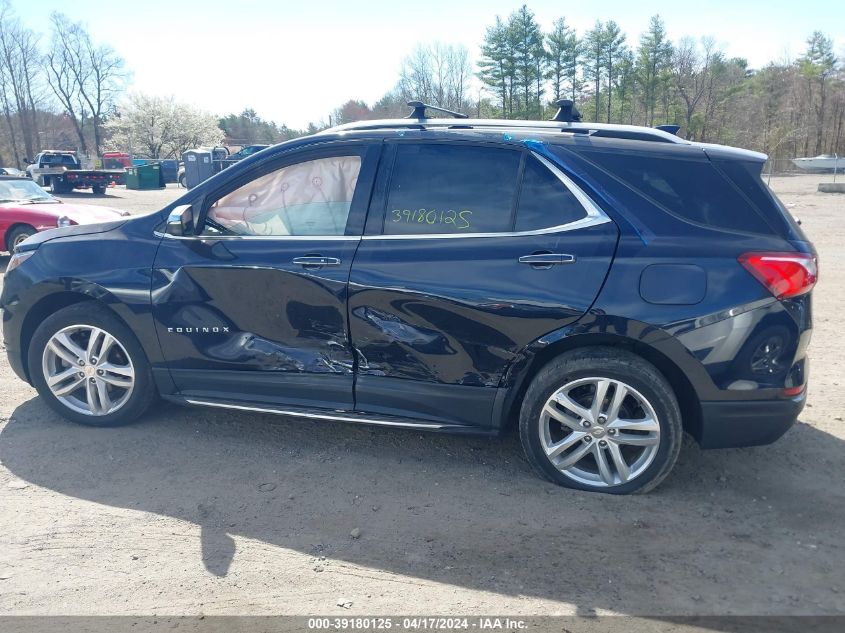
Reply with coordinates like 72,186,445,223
551,99,582,123
406,101,469,120
655,124,680,136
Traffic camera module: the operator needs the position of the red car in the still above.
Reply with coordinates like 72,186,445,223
0,176,129,253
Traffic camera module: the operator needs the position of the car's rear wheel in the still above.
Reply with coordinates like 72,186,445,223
179,174,187,188
6,225,36,252
519,348,683,494
92,185,105,195
28,303,157,427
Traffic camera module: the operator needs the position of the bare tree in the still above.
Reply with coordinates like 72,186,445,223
672,37,717,138
43,21,87,153
399,45,434,105
43,12,126,156
398,42,473,113
443,44,472,113
0,0,43,164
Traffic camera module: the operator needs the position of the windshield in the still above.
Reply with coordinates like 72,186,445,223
0,179,56,203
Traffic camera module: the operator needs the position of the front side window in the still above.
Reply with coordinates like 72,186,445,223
203,155,361,236
384,144,520,235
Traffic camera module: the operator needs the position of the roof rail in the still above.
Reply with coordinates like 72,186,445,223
323,118,687,145
406,101,468,119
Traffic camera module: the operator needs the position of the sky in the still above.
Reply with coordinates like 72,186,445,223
12,0,845,129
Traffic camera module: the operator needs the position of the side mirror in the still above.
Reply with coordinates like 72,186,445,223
165,204,195,236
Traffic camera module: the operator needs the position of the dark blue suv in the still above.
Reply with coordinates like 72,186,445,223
0,105,817,494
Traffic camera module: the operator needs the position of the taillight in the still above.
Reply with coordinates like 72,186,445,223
738,252,818,299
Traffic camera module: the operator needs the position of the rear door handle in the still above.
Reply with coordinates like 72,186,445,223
518,253,576,266
292,256,341,268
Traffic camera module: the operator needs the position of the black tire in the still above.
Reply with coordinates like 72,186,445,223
49,177,64,194
519,347,683,494
6,225,36,252
179,174,187,188
92,185,105,195
28,303,157,427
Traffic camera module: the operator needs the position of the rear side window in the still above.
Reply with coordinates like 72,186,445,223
582,151,773,234
384,144,520,235
516,156,587,231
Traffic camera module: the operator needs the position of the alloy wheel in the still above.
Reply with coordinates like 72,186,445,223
539,377,661,487
41,324,135,416
750,336,786,375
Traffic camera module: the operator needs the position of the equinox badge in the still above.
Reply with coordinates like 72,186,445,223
167,327,231,333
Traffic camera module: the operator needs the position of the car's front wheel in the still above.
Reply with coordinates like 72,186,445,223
28,303,157,426
6,225,36,252
519,348,683,494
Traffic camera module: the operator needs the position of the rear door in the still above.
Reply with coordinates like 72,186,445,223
348,141,619,428
151,142,380,409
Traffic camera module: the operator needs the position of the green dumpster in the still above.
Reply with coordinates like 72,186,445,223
125,163,165,190
124,167,140,189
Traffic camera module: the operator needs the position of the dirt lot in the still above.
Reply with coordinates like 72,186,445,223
0,176,843,617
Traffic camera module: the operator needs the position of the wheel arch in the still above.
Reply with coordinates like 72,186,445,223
497,332,703,439
18,292,125,382
4,223,38,252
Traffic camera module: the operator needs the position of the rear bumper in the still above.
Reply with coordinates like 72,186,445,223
697,391,806,449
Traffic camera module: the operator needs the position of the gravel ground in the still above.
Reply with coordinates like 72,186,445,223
0,176,842,616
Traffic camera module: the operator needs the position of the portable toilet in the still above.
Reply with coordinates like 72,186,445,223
182,150,214,189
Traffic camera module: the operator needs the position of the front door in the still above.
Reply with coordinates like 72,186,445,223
348,141,619,427
151,142,380,409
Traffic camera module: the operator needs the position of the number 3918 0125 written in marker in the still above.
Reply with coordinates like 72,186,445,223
391,208,472,230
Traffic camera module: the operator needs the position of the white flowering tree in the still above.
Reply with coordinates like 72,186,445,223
105,93,224,158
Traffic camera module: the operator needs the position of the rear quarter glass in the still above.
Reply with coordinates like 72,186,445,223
712,159,809,242
574,149,776,236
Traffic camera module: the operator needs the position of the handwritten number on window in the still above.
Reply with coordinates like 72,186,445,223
390,208,472,231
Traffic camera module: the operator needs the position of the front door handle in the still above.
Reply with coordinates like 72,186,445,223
518,253,576,267
292,256,342,268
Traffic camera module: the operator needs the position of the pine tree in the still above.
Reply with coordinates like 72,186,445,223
615,50,636,124
478,17,514,117
799,31,837,154
636,15,673,126
508,5,545,118
584,21,605,121
603,21,627,123
546,18,568,101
